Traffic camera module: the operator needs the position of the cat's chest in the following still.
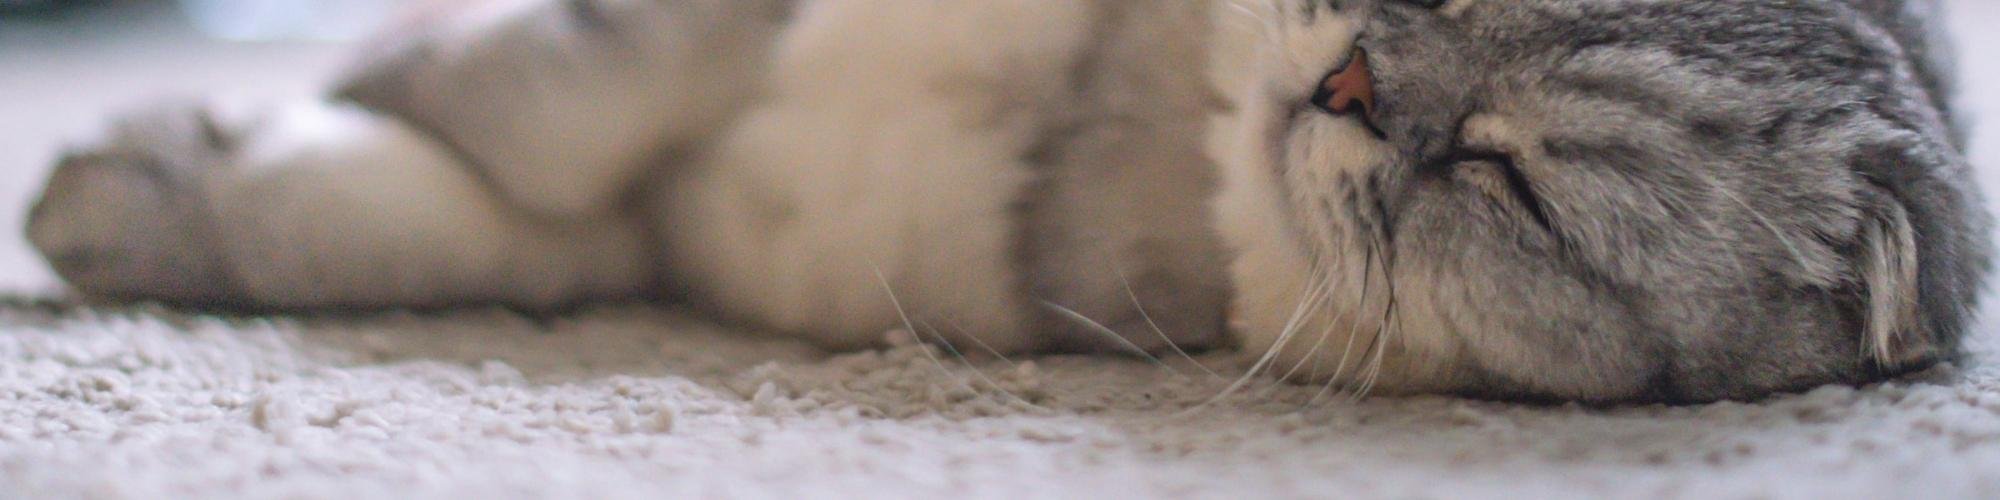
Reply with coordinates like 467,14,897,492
647,0,1107,350
646,0,1236,351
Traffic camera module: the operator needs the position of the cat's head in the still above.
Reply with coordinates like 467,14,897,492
1213,0,1989,403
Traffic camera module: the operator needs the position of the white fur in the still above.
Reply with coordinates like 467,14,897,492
36,0,1404,362
35,0,1095,349
655,0,1095,350
1207,3,1463,392
1210,6,1374,382
213,102,648,308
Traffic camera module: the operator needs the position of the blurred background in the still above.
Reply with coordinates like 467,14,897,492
0,0,1997,314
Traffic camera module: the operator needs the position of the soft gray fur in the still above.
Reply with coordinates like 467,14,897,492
22,0,1991,404
1288,0,1988,402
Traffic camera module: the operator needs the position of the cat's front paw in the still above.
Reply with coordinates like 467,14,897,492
26,102,240,304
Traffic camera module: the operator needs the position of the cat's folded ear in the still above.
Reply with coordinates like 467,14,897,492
1857,186,1929,370
1850,138,1991,374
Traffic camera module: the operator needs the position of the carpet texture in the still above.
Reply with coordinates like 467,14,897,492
3,2,2000,498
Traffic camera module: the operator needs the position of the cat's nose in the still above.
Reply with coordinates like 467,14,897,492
1311,48,1377,121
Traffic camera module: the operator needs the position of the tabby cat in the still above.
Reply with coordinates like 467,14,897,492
26,0,1989,403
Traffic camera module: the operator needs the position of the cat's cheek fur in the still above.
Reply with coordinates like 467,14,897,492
1208,7,1460,395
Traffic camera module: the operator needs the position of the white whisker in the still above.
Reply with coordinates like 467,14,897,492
1182,266,1332,414
1308,306,1369,405
1351,320,1390,402
1309,251,1377,406
867,262,1002,405
915,317,1043,409
1109,262,1224,380
940,317,1019,369
1269,318,1335,393
1265,293,1346,400
1040,300,1182,378
1717,180,1814,275
1350,239,1400,402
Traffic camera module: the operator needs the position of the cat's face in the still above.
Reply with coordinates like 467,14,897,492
1214,0,1988,403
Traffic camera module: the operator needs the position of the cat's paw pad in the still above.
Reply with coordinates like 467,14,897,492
26,102,240,303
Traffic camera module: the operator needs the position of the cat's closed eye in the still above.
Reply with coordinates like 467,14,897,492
1220,0,1987,403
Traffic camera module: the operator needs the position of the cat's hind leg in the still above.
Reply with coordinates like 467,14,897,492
27,0,795,309
27,101,649,310
337,0,793,219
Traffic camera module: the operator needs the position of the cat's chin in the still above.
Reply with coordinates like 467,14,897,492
1219,241,1467,397
1208,131,1453,396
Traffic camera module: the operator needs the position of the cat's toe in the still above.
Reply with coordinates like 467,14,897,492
26,103,239,304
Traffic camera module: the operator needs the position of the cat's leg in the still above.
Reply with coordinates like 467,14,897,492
336,0,795,218
27,101,649,309
26,0,794,308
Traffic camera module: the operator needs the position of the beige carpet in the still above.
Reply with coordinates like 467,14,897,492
3,2,2000,498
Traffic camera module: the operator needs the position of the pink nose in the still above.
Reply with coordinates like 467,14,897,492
1315,48,1376,118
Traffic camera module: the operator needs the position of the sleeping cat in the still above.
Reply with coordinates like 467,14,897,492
24,0,1989,403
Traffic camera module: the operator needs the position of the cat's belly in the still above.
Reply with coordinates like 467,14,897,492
652,108,1040,351
645,0,1100,351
